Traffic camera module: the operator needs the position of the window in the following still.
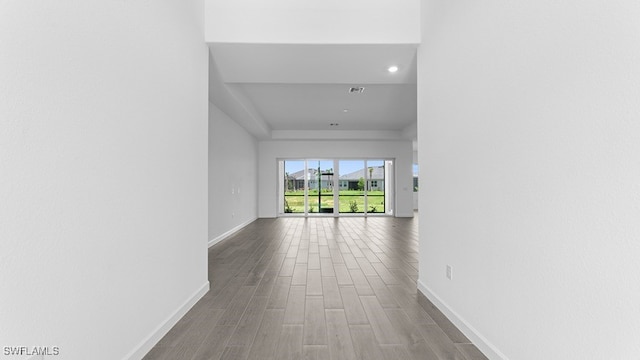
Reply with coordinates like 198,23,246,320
279,159,393,216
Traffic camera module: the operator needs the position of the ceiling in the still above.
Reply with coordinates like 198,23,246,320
208,43,418,140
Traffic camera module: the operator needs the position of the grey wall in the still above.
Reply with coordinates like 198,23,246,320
417,0,640,359
0,2,209,359
208,102,259,245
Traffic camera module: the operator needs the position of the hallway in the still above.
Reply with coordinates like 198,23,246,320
143,217,487,360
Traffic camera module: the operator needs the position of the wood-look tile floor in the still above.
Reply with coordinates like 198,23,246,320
143,216,488,360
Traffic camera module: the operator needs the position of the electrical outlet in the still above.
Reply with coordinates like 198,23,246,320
446,265,452,280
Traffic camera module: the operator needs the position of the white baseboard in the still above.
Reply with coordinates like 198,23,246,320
208,217,257,248
124,281,210,360
417,280,508,360
395,212,415,218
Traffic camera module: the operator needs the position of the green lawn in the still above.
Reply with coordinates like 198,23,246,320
284,190,384,213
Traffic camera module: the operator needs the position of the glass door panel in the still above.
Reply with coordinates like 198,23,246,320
366,160,385,214
307,160,334,214
338,160,365,214
283,160,306,213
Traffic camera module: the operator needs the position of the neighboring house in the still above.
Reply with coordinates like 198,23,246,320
285,168,335,191
339,166,385,191
285,166,384,191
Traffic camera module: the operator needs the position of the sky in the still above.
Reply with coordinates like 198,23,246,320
284,160,385,176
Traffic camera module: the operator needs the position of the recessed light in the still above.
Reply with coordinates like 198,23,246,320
388,66,399,73
343,109,349,113
330,123,339,126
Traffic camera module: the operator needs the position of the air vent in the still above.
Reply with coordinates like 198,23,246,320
348,87,365,94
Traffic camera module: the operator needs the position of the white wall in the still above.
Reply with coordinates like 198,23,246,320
0,2,208,360
209,103,259,245
418,1,640,359
205,0,420,44
258,140,414,218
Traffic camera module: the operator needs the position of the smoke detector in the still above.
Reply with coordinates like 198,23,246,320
348,87,365,94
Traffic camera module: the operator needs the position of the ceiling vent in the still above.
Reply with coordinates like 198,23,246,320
348,87,365,94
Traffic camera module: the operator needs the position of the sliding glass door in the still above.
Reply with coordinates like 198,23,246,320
280,159,393,217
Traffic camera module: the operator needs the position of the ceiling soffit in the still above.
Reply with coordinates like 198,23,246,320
208,43,418,140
